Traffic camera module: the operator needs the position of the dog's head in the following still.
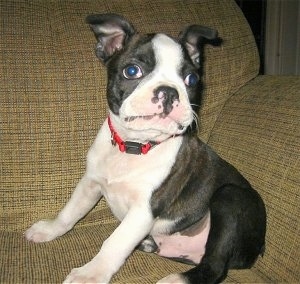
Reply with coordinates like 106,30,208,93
86,14,218,142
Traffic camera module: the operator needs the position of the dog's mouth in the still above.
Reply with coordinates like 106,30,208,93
124,114,185,130
124,113,166,122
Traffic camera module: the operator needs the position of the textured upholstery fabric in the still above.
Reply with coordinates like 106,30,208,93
208,75,300,283
1,0,299,283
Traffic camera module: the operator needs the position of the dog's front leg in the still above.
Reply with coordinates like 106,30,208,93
63,206,154,284
25,174,102,242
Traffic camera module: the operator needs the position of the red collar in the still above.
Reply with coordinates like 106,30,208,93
107,116,159,155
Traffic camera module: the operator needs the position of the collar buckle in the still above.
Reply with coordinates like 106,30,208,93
108,116,157,155
124,141,143,155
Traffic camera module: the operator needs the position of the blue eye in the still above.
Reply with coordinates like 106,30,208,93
123,65,143,79
184,73,199,87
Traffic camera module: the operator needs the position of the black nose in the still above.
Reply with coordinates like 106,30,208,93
152,86,179,115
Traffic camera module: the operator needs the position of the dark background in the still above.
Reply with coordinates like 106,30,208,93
235,0,266,74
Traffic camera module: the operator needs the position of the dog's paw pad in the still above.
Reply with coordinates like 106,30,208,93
157,273,188,284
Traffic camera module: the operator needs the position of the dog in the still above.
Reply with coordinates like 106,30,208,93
25,13,266,284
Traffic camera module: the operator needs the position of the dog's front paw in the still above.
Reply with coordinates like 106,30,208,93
157,273,188,284
63,264,110,284
25,219,67,243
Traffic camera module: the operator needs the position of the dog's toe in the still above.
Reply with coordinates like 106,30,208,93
25,220,66,242
63,264,110,284
137,236,158,253
157,273,188,284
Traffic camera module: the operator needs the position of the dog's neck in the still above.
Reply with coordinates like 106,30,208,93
108,116,159,155
108,113,181,155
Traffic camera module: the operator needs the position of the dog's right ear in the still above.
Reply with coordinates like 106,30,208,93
86,13,136,63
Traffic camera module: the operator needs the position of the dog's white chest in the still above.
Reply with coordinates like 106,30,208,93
87,122,183,220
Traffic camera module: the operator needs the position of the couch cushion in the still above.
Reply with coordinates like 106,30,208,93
208,75,300,282
1,0,259,232
1,203,270,283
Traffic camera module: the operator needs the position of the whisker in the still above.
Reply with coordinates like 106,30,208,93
191,110,200,131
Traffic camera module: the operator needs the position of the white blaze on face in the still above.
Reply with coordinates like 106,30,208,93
152,34,183,78
119,33,193,138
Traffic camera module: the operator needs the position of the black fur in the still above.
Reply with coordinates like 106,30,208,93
151,135,266,283
105,35,156,115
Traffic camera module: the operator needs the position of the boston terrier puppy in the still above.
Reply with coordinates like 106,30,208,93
25,13,266,284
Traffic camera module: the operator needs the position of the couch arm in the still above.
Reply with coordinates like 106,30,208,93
207,75,300,282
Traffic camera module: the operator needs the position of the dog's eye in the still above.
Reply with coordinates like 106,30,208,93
184,73,199,87
123,65,143,79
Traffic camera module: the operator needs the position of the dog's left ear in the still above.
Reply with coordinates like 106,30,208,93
86,13,136,64
179,25,219,69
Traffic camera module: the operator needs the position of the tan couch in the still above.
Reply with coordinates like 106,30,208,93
1,0,299,283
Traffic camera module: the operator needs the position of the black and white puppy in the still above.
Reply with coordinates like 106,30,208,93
26,14,266,284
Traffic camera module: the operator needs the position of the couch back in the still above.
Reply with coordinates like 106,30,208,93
1,0,259,231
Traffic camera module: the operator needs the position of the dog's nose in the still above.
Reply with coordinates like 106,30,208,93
152,86,179,115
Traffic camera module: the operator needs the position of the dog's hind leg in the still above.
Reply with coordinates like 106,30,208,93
179,206,232,284
137,235,158,253
158,184,266,284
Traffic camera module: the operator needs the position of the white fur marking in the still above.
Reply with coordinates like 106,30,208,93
152,34,183,72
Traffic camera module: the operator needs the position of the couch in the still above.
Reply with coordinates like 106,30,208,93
1,0,299,283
